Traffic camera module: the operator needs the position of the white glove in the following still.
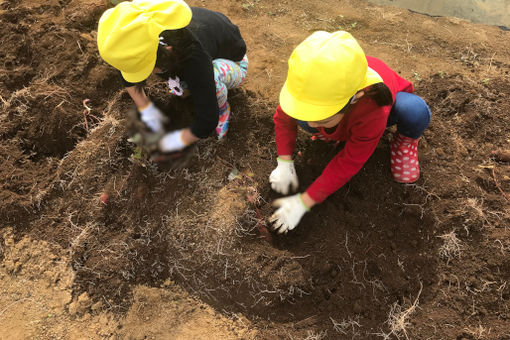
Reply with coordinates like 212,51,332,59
139,102,168,133
159,129,187,153
269,194,309,234
269,158,299,195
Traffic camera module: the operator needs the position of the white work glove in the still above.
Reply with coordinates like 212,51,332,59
269,194,309,234
159,129,187,153
269,158,299,195
139,102,168,133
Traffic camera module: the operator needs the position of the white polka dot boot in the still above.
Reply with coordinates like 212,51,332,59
390,132,420,183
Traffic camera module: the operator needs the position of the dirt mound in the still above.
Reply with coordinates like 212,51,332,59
0,228,255,339
120,285,256,340
1,0,510,339
0,228,116,339
0,0,120,224
408,74,510,339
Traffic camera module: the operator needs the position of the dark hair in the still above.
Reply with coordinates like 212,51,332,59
365,83,393,107
336,83,393,115
155,27,195,78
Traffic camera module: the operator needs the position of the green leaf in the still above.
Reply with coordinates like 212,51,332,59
132,146,143,160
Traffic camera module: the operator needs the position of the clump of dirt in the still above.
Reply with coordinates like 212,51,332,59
0,142,58,224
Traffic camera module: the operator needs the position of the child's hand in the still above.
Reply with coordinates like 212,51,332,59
269,194,309,234
159,129,187,153
269,157,299,195
139,102,168,133
158,128,199,153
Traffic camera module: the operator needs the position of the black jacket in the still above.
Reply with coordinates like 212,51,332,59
122,7,246,138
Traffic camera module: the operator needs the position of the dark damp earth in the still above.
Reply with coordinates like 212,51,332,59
1,0,509,338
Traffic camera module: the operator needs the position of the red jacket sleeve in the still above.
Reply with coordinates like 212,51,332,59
305,107,388,203
273,105,298,156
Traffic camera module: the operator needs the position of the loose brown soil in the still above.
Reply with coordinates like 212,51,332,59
1,0,510,339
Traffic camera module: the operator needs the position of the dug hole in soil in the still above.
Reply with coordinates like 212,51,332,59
1,0,510,339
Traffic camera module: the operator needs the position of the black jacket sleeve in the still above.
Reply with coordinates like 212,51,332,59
181,47,219,138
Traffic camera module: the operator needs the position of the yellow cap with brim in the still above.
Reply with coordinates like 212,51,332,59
97,0,192,83
280,31,383,121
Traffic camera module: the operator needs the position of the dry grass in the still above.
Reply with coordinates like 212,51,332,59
463,324,491,339
330,315,362,336
303,330,328,340
438,230,464,265
465,198,491,227
375,282,423,340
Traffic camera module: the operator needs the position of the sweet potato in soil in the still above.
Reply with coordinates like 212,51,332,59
1,0,509,338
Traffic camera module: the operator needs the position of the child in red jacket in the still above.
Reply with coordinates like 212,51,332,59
269,31,431,234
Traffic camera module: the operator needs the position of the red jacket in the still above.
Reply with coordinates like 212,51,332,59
273,56,414,203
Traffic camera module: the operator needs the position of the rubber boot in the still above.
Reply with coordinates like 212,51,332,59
390,132,420,183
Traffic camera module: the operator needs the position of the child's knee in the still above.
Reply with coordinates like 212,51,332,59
213,58,247,89
411,99,431,127
396,93,431,127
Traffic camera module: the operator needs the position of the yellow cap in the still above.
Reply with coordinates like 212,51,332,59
97,0,192,83
280,31,383,121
